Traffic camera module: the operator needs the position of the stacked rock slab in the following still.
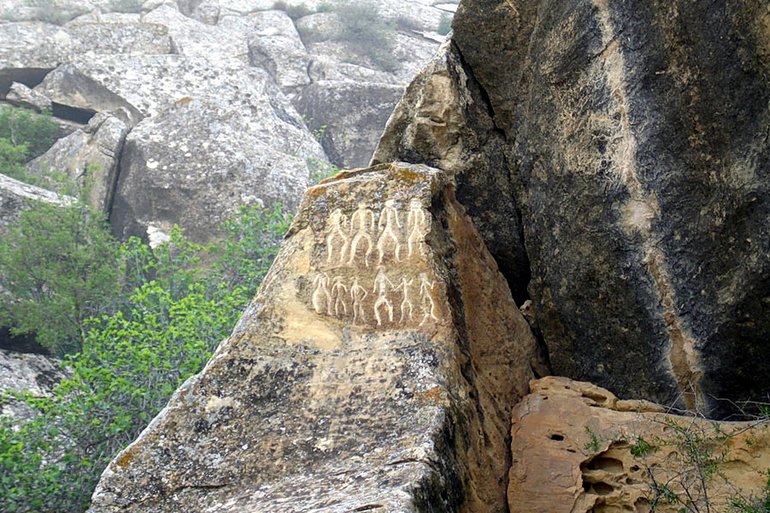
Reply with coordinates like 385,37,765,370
88,162,544,513
507,377,770,513
378,0,770,416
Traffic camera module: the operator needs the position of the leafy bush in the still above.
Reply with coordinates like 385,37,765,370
0,202,120,355
0,203,290,512
0,105,58,159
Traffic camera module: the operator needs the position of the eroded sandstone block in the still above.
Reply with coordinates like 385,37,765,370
88,162,544,513
508,377,770,513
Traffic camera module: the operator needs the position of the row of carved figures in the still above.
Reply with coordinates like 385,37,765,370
325,198,430,267
311,269,440,327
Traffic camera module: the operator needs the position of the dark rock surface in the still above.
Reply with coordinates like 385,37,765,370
380,0,770,416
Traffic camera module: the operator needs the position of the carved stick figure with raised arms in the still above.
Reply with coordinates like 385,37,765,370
347,202,375,267
407,198,429,258
373,267,396,326
377,199,402,264
331,275,349,317
326,208,349,264
350,276,368,324
418,272,439,325
398,276,415,323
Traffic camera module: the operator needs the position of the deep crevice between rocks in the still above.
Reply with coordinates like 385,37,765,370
0,68,54,97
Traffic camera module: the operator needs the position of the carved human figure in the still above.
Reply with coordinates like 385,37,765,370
407,198,429,258
418,272,439,325
377,199,402,264
330,275,349,317
326,208,349,264
347,202,375,267
397,277,415,323
311,272,332,315
350,276,368,324
373,267,395,326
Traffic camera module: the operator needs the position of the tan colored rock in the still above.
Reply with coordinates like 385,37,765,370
88,162,544,513
508,377,770,513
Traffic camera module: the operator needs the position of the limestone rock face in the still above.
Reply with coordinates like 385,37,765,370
0,349,67,423
507,377,770,513
110,94,324,243
296,81,405,169
0,173,72,235
88,162,544,513
384,0,770,414
26,111,129,212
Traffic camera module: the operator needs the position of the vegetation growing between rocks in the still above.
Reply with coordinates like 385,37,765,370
0,200,291,512
0,105,60,188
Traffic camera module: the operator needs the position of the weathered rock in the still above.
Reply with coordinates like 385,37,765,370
88,162,544,513
6,81,52,111
243,10,311,94
0,349,67,423
26,111,129,212
109,93,325,244
0,0,93,23
508,377,770,513
0,173,72,235
385,0,770,415
373,41,530,304
296,80,404,168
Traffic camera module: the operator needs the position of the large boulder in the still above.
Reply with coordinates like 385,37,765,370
0,173,72,235
382,0,770,416
26,111,130,212
507,377,770,513
88,162,545,513
296,80,404,168
110,94,324,244
0,349,67,423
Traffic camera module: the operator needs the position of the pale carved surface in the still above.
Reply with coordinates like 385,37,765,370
307,193,436,329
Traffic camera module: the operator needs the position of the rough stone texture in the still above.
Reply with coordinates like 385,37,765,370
26,111,130,212
109,91,325,244
88,162,544,513
0,349,67,423
6,81,52,111
384,0,770,415
373,41,529,304
508,377,770,513
296,81,404,168
0,173,72,234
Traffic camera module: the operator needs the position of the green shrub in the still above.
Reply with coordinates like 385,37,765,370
0,202,120,355
0,105,58,159
0,203,290,512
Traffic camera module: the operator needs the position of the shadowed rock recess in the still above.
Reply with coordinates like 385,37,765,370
87,163,544,513
376,0,770,416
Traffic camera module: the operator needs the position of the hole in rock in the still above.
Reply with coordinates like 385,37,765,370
0,68,53,97
51,102,96,124
550,433,565,441
587,456,624,473
590,482,614,496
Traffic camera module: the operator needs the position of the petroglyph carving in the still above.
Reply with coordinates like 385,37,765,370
326,209,349,265
350,276,368,324
377,199,402,264
347,203,376,267
407,198,429,258
418,272,439,325
373,267,396,326
398,277,415,323
330,275,349,317
312,273,332,315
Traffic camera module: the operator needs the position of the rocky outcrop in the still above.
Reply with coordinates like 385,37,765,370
0,349,67,423
507,377,770,513
88,162,545,513
297,81,405,169
26,111,129,212
0,173,72,234
379,0,770,415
